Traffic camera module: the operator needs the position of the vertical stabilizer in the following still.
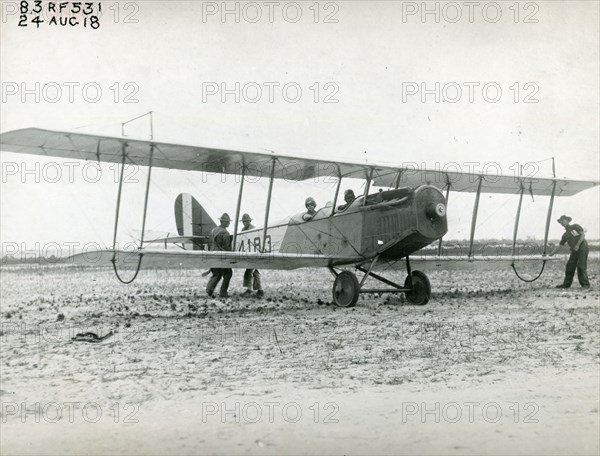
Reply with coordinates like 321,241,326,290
174,193,216,249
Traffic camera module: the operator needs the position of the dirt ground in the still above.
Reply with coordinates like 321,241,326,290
1,259,598,455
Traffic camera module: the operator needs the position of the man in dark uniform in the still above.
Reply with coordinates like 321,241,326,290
549,215,590,288
240,213,264,298
337,189,355,211
206,213,233,298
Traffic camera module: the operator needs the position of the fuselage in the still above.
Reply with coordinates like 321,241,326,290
234,185,448,261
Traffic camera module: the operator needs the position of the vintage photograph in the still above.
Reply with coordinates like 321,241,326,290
1,1,599,454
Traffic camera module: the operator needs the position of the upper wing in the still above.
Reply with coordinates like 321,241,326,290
1,127,597,196
67,248,361,270
0,127,352,180
373,168,597,197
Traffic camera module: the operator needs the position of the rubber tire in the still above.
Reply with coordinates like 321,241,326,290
332,271,360,308
404,271,431,305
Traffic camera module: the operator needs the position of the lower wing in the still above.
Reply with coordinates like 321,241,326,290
66,248,362,270
411,254,562,263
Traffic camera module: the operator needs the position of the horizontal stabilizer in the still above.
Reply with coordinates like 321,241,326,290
142,235,209,245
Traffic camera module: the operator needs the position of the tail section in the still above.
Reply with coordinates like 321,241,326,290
174,193,216,250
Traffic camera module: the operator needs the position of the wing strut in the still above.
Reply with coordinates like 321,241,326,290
437,180,451,256
511,172,556,282
110,143,155,284
542,180,557,255
468,176,483,258
542,159,558,255
330,165,342,216
394,170,403,189
139,145,155,246
232,165,246,248
111,143,127,253
511,185,525,256
362,167,373,205
261,158,276,252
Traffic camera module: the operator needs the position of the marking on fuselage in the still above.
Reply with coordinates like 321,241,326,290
237,234,272,253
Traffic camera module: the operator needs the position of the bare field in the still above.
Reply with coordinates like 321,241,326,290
1,260,599,455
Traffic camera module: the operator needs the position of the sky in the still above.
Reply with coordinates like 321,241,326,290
1,0,599,257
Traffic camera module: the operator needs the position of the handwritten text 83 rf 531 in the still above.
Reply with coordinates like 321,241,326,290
17,1,102,28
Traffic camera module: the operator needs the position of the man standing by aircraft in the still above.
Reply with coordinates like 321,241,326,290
206,213,233,298
549,215,590,289
241,213,264,298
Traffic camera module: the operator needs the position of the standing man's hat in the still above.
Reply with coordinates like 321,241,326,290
557,215,572,223
219,213,231,222
241,213,252,222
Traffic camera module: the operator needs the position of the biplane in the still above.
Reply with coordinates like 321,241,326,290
1,128,598,306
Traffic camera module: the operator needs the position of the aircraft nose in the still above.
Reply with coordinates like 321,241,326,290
426,202,446,220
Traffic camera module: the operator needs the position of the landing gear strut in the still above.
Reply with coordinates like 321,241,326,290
329,256,431,307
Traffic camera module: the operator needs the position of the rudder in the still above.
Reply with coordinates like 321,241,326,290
174,193,216,249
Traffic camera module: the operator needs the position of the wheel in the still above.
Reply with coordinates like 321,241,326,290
404,271,431,305
332,271,360,307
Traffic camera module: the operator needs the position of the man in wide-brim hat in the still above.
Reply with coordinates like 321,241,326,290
549,215,590,288
206,213,233,298
240,213,264,298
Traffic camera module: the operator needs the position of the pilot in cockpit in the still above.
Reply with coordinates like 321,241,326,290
303,197,317,221
337,189,355,211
